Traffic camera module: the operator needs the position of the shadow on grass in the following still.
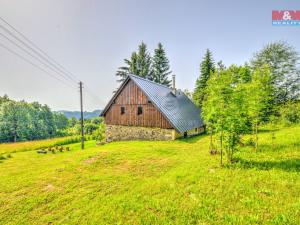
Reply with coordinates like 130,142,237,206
0,155,7,163
227,158,300,172
249,141,300,153
0,154,12,163
178,133,208,144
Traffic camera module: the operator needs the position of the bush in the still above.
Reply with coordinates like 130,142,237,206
92,123,105,142
279,101,300,125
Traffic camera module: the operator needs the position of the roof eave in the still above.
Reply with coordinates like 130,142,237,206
100,76,131,117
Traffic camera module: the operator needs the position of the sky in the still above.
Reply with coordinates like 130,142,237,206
0,0,299,111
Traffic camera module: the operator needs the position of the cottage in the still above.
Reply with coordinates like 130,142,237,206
100,74,204,141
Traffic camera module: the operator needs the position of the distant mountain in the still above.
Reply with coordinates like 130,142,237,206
57,110,102,119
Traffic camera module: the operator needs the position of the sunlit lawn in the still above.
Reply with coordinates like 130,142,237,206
0,126,299,224
0,136,81,155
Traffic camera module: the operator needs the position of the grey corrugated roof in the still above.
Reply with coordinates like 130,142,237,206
101,74,204,133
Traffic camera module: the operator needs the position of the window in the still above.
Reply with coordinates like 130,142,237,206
137,106,143,115
120,106,125,115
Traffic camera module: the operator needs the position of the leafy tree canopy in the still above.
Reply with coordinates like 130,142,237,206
251,41,300,103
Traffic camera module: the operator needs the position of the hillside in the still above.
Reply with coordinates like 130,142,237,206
0,126,299,224
58,110,102,119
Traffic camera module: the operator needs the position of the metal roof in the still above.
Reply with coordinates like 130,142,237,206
101,74,204,133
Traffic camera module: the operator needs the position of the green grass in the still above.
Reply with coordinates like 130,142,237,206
0,136,82,155
0,126,299,225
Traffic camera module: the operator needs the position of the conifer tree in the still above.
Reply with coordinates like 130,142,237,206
193,49,215,107
136,42,152,78
116,42,152,82
152,43,172,87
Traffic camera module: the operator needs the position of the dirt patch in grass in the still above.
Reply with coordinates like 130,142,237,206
82,152,108,165
83,157,98,164
43,184,55,192
112,157,171,176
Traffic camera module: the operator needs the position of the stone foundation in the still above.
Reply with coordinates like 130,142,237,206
105,125,174,142
172,126,205,139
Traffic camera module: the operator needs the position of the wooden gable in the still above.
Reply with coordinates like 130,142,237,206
104,80,173,129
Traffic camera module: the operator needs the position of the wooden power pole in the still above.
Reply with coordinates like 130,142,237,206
79,81,84,150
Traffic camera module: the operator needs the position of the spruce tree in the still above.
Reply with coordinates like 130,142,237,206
116,42,152,82
152,43,172,87
116,52,138,82
193,49,215,107
136,42,152,78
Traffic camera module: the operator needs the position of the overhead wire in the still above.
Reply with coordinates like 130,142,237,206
0,16,104,107
0,16,79,83
0,32,77,88
0,41,77,90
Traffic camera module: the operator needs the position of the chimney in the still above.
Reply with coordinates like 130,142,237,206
172,75,176,95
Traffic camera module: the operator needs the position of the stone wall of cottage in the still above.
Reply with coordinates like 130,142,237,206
105,125,174,142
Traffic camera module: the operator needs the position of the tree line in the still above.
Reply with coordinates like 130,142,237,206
195,42,300,164
117,41,300,164
0,95,69,142
0,96,105,143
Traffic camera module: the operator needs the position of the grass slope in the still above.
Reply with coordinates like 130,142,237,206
0,136,81,155
0,126,299,225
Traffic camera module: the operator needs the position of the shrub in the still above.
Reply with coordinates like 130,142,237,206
279,101,300,125
92,123,106,142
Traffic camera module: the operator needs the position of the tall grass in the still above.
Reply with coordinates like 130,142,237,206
0,136,81,155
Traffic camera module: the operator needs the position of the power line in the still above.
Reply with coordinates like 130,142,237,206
0,16,79,83
0,16,103,108
84,84,105,105
0,32,78,87
0,41,77,90
0,23,78,84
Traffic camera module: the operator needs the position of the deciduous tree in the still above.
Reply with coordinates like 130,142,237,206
251,41,300,104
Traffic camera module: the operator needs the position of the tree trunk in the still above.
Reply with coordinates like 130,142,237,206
209,127,213,151
255,122,258,152
271,130,275,149
13,120,17,143
220,129,223,166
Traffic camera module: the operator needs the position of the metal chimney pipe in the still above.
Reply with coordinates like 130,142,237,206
172,75,176,95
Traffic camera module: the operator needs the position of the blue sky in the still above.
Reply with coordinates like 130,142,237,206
0,0,299,111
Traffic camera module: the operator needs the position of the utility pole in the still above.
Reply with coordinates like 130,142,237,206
79,81,84,150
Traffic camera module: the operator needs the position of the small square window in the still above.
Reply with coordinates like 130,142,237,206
137,106,143,115
120,106,125,115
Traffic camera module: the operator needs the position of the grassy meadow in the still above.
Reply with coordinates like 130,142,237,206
0,126,299,224
0,136,82,155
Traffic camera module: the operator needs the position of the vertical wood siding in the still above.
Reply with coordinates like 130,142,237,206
104,80,173,129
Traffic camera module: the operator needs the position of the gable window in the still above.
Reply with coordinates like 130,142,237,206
120,106,125,115
137,106,143,115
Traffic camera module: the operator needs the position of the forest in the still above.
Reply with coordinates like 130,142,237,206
117,41,300,164
0,95,104,143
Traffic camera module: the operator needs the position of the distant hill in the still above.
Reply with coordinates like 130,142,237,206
57,110,102,119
